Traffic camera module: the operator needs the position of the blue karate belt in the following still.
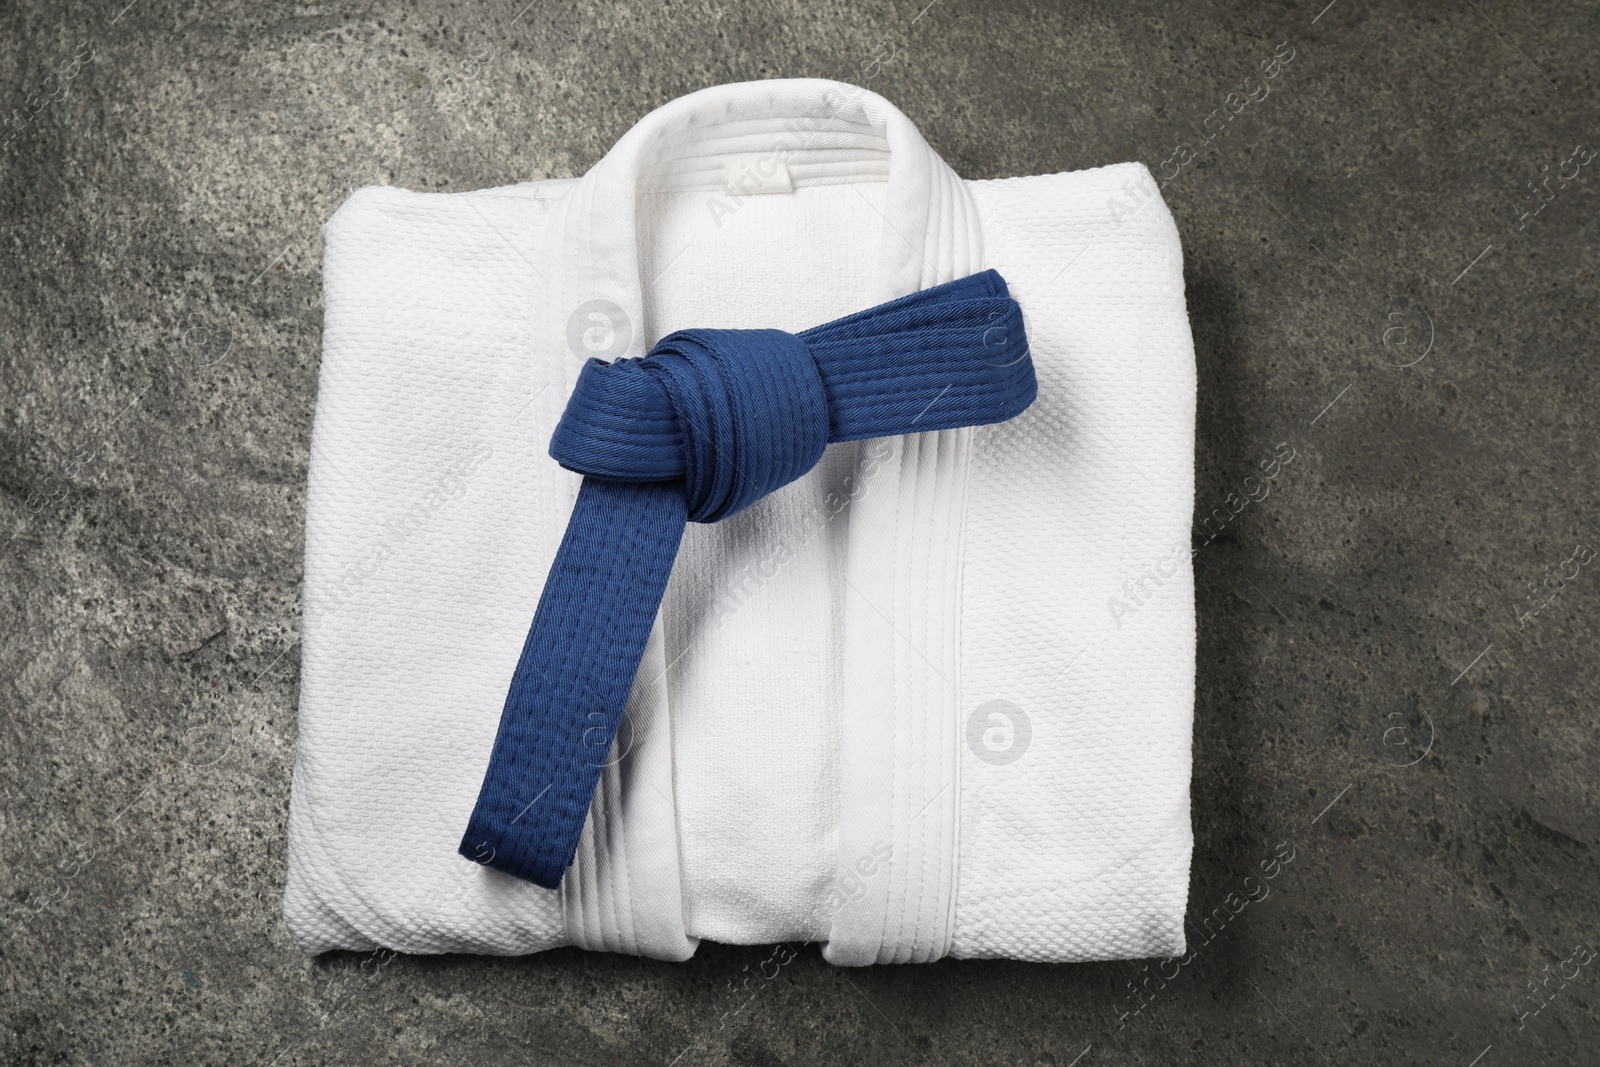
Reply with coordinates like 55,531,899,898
460,269,1037,888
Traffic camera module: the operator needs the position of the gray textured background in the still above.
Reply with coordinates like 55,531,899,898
3,0,1598,1064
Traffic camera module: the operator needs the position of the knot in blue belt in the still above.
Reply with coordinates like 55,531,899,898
461,269,1037,888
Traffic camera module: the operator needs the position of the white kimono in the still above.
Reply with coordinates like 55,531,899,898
285,78,1197,965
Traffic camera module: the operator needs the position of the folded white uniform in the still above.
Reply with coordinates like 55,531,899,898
285,79,1197,965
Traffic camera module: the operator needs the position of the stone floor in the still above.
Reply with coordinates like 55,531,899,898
3,1,1597,1064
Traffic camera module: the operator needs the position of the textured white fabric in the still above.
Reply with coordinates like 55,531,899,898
284,79,1196,964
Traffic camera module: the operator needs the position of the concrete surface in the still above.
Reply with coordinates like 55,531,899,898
3,0,1598,1063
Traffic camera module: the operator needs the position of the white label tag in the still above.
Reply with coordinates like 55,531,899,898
723,158,794,196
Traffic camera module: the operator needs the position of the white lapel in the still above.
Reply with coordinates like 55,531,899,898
536,80,982,962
